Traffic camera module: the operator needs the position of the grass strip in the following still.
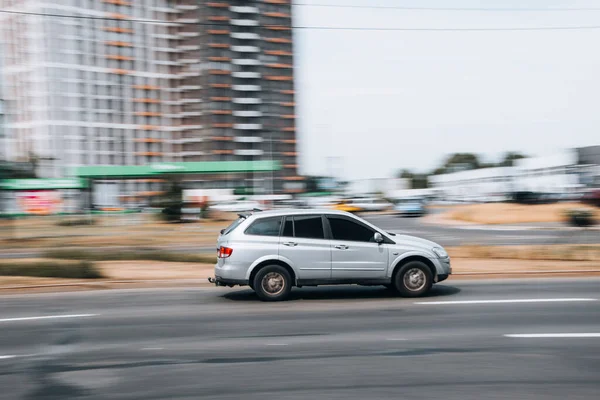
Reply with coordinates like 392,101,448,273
0,261,103,279
43,249,216,264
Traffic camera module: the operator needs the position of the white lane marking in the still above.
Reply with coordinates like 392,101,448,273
0,313,98,323
141,347,164,351
0,355,16,360
266,343,288,346
505,333,600,338
415,298,597,305
385,338,407,341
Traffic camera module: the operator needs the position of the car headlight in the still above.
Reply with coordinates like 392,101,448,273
432,247,448,258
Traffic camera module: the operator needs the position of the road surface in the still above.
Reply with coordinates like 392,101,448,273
364,214,600,246
1,278,599,399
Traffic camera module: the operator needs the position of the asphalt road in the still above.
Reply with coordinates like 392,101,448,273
1,278,599,399
363,214,600,246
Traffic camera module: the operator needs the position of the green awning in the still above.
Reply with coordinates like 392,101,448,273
0,178,88,190
76,160,281,178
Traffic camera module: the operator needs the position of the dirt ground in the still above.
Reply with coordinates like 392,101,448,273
432,202,600,225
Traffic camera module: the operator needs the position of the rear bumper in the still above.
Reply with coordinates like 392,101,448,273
209,276,248,287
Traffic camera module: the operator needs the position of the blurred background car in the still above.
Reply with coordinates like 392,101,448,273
332,200,363,213
394,198,426,217
161,202,201,223
347,197,393,212
208,200,261,213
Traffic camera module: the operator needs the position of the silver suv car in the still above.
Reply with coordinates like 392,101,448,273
210,209,451,301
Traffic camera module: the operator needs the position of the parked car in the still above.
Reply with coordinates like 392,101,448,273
161,203,201,223
394,199,426,217
348,198,393,212
209,209,451,301
581,190,600,207
209,200,261,213
332,200,363,213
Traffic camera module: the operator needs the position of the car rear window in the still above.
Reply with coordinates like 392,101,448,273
221,217,245,236
245,217,282,237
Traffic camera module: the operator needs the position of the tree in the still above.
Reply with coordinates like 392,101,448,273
498,152,527,167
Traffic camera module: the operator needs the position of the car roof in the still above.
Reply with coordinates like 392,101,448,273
246,208,353,219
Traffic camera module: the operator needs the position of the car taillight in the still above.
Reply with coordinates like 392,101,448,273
218,246,233,258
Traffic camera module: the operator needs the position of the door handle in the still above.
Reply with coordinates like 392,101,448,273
283,242,298,247
334,245,349,250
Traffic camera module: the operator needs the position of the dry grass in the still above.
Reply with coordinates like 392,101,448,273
447,202,600,225
448,244,600,262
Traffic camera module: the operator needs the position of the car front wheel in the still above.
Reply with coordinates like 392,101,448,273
253,265,292,302
394,261,433,297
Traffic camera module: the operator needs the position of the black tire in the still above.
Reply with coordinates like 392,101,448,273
393,261,433,297
253,265,292,302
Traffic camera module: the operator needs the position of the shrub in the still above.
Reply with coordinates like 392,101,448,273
563,209,596,227
0,261,103,279
56,218,96,227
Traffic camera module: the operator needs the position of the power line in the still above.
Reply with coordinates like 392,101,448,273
1,9,600,31
292,2,600,12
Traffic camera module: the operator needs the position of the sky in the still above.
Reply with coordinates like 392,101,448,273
293,0,600,180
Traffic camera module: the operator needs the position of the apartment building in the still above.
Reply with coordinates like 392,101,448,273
0,0,300,197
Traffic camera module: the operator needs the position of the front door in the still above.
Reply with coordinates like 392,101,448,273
326,215,388,279
279,215,331,280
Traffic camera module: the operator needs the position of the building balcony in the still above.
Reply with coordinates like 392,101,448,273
173,137,204,144
235,149,264,156
234,123,262,130
232,71,261,79
178,45,200,51
175,18,199,23
181,151,207,156
231,19,259,26
230,32,260,40
231,45,260,53
232,85,261,91
152,34,181,40
153,60,181,66
153,47,182,53
232,59,261,66
179,85,202,90
180,98,203,104
178,71,201,77
179,32,200,38
233,110,262,117
176,4,198,11
230,6,259,13
180,111,203,117
179,58,200,64
233,98,261,104
234,136,263,143
206,2,229,8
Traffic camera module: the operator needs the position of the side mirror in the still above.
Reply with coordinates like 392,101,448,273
374,232,383,243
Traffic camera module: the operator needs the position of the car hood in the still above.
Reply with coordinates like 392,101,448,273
389,234,439,251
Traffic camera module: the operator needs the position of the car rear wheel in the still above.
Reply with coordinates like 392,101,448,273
253,265,292,302
394,261,433,297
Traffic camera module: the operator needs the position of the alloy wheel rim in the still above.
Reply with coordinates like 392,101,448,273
261,272,285,295
403,268,426,291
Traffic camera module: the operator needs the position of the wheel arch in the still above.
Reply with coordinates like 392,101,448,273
248,258,297,287
391,254,437,281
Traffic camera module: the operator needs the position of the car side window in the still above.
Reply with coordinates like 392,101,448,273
293,215,325,239
245,217,282,237
327,216,376,242
282,218,294,237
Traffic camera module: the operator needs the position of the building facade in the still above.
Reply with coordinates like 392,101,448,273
0,0,299,197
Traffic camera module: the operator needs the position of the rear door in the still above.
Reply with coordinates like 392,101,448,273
325,215,388,279
279,215,331,280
